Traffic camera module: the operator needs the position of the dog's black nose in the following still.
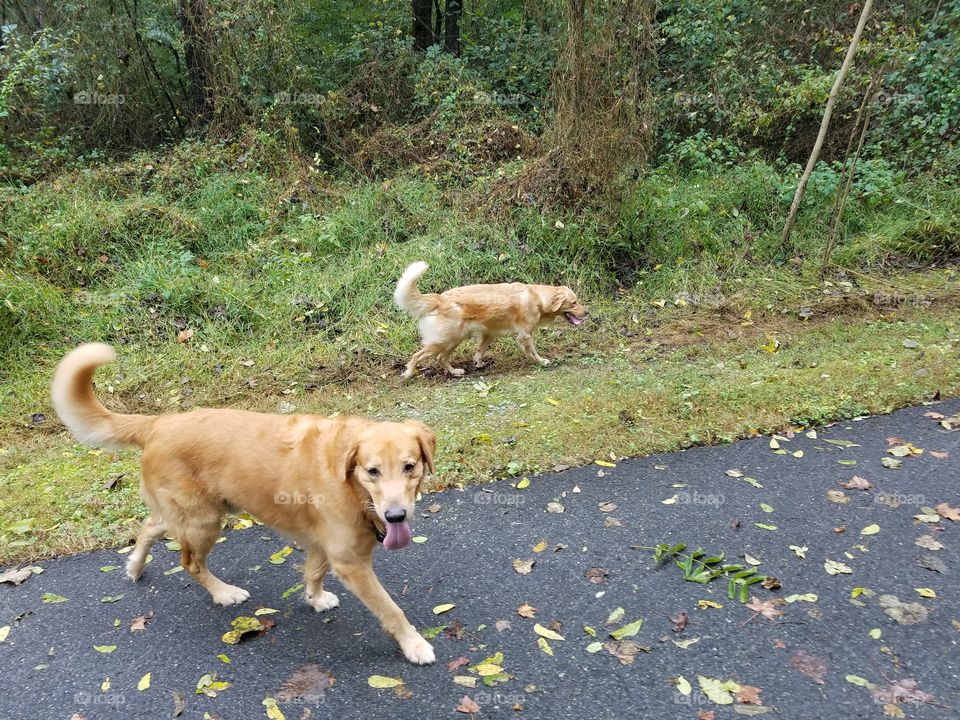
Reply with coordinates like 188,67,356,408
385,508,407,523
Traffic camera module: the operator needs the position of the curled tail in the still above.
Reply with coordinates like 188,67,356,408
51,343,153,448
394,261,440,318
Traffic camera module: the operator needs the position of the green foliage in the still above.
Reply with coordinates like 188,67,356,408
652,543,768,603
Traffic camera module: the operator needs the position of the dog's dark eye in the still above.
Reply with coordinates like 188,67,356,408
403,462,416,473
367,467,380,478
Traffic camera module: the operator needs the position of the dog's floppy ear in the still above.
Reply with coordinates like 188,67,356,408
405,420,436,475
344,442,360,481
549,286,573,313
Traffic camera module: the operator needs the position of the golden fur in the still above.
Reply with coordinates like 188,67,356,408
51,343,437,664
394,261,588,378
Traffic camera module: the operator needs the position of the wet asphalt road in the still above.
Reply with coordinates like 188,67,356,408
2,400,959,720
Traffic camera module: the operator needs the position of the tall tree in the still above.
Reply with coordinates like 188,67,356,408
412,0,434,50
179,0,216,123
444,0,462,55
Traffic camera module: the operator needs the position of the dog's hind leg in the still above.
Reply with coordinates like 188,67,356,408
437,349,465,377
402,347,434,380
473,333,494,368
303,547,339,612
126,514,167,581
179,514,250,606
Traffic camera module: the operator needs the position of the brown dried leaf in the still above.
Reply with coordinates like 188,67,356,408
276,663,335,703
669,611,688,633
447,656,470,673
517,603,537,618
584,567,609,584
456,695,481,714
746,596,784,621
598,501,618,513
841,476,873,490
790,650,827,685
871,678,935,706
735,684,763,705
512,559,535,575
130,611,155,632
935,503,960,521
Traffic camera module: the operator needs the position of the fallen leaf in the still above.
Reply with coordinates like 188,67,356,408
130,612,154,632
532,539,547,553
871,678,935,706
177,328,193,343
585,641,603,653
0,567,33,585
673,637,700,649
534,623,564,641
515,477,530,489
698,675,740,705
0,626,8,643
878,595,928,625
584,567,609,584
917,554,947,573
495,619,512,632
609,618,643,640
935,503,960,521
670,611,689,633
605,607,625,625
826,490,849,504
598,501,618,513
881,457,902,469
368,675,403,689
427,503,441,513
869,628,882,639
512,559,535,575
824,559,853,575
860,524,880,536
277,663,335,702
915,588,937,598
698,713,716,720
453,676,476,688
537,637,553,656
41,593,68,604
456,695,481,714
914,535,944,551
675,675,692,695
545,502,565,514
93,645,117,653
745,597,784,621
784,593,818,603
845,674,875,689
262,697,284,720
517,603,537,618
433,603,456,615
195,672,231,697
930,451,949,460
604,639,646,665
735,685,763,705
138,673,151,691
698,600,723,610
789,545,808,559
221,615,272,644
790,650,827,684
842,476,873,490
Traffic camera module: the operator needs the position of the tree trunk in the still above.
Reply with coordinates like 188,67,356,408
779,0,874,251
412,0,434,51
178,0,215,123
444,0,462,55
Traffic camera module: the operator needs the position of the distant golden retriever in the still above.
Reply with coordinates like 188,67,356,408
52,343,437,664
394,261,588,379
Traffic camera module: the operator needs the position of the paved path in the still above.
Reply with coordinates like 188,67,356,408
2,401,959,720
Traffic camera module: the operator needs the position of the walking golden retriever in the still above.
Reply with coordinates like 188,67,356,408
51,343,437,664
394,261,588,379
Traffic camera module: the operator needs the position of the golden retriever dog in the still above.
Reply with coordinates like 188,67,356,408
51,343,437,664
394,261,588,379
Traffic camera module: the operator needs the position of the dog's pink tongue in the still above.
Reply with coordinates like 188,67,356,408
383,521,412,550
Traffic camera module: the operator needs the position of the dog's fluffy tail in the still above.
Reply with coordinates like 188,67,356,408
51,343,153,448
394,261,439,317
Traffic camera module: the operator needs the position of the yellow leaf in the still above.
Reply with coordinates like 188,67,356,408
676,675,692,696
474,663,504,676
367,675,403,688
432,603,455,615
698,600,723,609
217,654,231,664
546,397,559,406
453,675,476,688
0,626,9,643
585,641,603,653
93,645,117,653
537,637,553,656
851,587,866,598
263,697,286,720
138,672,151,691
534,623,564,641
784,593,818,603
697,675,740,704
769,438,780,449
532,539,547,553
516,477,531,489
860,524,880,536
595,460,616,468
254,608,279,616
915,588,937,598
868,628,882,639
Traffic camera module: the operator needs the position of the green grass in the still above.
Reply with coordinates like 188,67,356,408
1,137,959,563
2,300,958,564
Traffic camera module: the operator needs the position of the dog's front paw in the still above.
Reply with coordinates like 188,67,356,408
449,367,466,377
539,358,551,367
125,559,144,582
401,635,436,665
211,584,250,606
306,590,340,612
